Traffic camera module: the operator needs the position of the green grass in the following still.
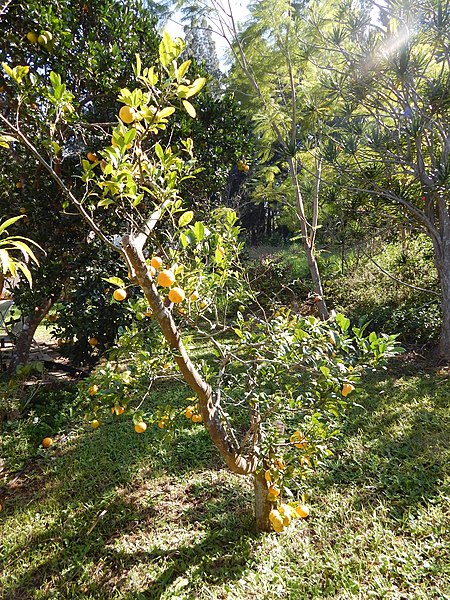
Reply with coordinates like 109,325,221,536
1,362,449,599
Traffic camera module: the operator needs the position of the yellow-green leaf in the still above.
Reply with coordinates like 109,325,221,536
157,106,175,119
184,77,207,99
178,211,194,227
182,100,196,118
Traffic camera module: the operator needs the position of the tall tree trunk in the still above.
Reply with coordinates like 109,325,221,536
254,470,272,532
438,253,450,361
287,157,329,321
304,241,328,320
8,298,53,373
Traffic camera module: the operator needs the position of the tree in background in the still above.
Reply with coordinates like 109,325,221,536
310,0,450,358
173,0,347,319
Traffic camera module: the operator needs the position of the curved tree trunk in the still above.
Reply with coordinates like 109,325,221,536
122,234,260,478
8,298,53,374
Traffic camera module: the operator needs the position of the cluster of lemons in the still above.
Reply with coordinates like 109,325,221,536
111,255,200,307
185,404,203,423
269,502,310,533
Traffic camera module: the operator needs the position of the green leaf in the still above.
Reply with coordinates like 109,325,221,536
8,239,41,265
157,106,175,119
182,99,196,118
178,211,194,227
134,53,142,79
335,313,350,332
159,31,184,67
177,60,191,81
103,276,125,287
320,366,330,378
184,77,207,99
123,128,136,145
192,221,205,241
154,142,164,162
0,134,16,148
0,215,24,234
16,262,32,287
214,248,224,263
2,63,29,83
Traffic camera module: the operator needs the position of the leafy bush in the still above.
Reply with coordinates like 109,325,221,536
324,235,440,345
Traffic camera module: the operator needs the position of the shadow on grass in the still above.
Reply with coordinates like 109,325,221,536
1,417,260,599
319,367,450,519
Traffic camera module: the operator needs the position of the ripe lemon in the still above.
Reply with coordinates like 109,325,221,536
88,384,99,396
168,287,185,304
112,406,125,415
157,269,175,287
27,31,39,43
90,419,101,429
264,470,272,482
16,181,24,189
189,290,199,301
272,521,284,533
191,414,203,423
113,288,127,301
119,105,136,124
158,419,168,429
269,508,281,523
151,256,163,269
145,309,153,317
42,437,53,448
88,337,99,347
86,151,97,162
341,383,355,397
134,421,147,433
279,503,293,526
295,504,310,518
267,486,280,499
185,406,194,419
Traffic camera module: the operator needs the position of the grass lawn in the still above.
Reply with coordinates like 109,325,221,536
1,360,449,599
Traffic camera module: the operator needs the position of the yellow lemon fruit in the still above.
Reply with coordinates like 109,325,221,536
134,421,147,434
113,288,127,301
168,287,185,304
341,383,355,397
27,31,39,43
119,105,136,124
157,269,176,287
295,504,310,518
151,256,163,269
42,437,53,448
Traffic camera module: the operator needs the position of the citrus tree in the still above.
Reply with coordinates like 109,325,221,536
1,0,254,370
0,33,401,531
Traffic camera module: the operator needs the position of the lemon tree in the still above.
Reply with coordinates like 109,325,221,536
0,32,402,531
